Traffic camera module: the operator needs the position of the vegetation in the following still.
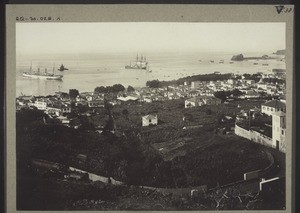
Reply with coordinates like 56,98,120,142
127,85,135,92
94,84,126,94
146,73,233,88
214,89,244,102
17,99,269,188
262,78,285,84
16,98,285,210
146,80,161,88
69,89,79,99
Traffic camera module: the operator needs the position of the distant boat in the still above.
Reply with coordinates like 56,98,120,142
253,63,258,65
58,64,68,71
229,62,234,64
262,63,269,66
23,63,63,80
147,65,152,73
125,54,148,70
210,60,214,63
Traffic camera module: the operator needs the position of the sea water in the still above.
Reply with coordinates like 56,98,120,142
16,52,285,96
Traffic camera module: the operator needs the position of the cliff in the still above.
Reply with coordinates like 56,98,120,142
231,54,244,61
273,49,285,55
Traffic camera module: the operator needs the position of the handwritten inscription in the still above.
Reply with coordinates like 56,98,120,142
275,5,294,14
16,16,61,21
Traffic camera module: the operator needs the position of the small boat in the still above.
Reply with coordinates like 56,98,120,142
58,64,68,71
147,66,152,73
262,63,269,66
210,60,214,63
229,62,234,64
253,63,258,65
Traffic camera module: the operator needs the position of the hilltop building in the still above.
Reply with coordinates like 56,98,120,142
272,111,286,152
142,114,158,127
261,100,286,116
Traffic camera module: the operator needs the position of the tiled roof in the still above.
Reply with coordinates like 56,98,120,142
262,100,286,108
143,114,157,120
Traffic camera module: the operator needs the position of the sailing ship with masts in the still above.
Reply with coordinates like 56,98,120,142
125,54,148,70
22,63,63,80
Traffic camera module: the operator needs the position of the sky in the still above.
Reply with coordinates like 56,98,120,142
16,22,285,56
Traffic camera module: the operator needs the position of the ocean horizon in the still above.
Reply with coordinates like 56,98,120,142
16,51,285,96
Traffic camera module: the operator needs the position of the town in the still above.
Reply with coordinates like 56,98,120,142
16,70,286,210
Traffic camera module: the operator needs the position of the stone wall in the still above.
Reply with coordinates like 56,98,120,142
235,124,275,150
234,124,251,140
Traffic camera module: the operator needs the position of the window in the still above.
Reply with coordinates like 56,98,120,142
282,130,284,135
149,119,152,123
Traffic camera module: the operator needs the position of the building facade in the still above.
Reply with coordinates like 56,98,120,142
185,96,221,108
272,111,286,152
261,100,286,116
142,114,158,127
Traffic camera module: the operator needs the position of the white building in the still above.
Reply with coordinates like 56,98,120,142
261,100,286,116
185,96,221,108
272,111,286,152
142,114,158,127
227,79,236,85
34,99,47,110
191,81,202,89
46,104,71,116
87,100,104,108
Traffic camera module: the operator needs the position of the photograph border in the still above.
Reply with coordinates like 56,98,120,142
5,4,295,213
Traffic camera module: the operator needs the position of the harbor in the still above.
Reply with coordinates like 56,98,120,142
17,52,285,96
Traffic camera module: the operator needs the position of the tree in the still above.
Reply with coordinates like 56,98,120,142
122,109,129,116
214,91,228,102
69,89,79,99
94,84,125,94
231,89,243,97
111,84,125,93
146,80,161,88
94,86,107,94
127,85,135,92
205,108,212,115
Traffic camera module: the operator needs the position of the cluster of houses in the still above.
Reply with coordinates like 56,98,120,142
235,99,286,152
16,70,286,136
121,71,285,105
187,75,285,100
16,91,106,128
16,92,72,116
